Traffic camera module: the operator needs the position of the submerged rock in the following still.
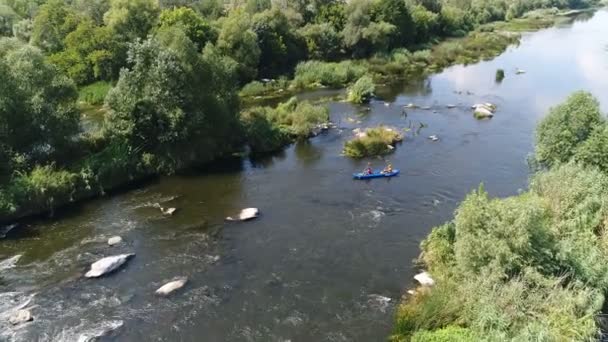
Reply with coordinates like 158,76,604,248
404,103,417,109
226,208,259,221
428,135,439,141
367,294,392,313
516,68,526,74
85,254,135,278
414,271,435,286
107,236,122,246
155,277,188,296
8,309,32,325
446,104,456,109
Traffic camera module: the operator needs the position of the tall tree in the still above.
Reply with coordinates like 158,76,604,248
104,0,160,41
216,9,260,83
31,0,81,53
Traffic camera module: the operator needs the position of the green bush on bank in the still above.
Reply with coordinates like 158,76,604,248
293,60,367,89
395,91,608,341
241,97,329,153
344,127,403,158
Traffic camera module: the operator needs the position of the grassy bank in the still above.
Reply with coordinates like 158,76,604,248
392,91,608,341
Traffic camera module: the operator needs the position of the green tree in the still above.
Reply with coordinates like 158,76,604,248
315,0,347,32
104,0,160,41
48,19,124,84
342,0,395,57
0,39,78,166
31,0,81,53
252,8,307,78
104,28,241,173
216,9,260,83
300,23,341,61
536,91,603,167
245,0,271,13
374,0,415,48
411,4,439,43
158,7,216,50
0,4,18,37
73,0,111,25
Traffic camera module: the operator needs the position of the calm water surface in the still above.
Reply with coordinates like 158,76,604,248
2,10,608,342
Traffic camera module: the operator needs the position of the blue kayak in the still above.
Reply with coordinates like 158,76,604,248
353,169,400,180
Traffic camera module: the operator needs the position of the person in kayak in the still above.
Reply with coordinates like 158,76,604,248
363,162,373,175
382,163,393,174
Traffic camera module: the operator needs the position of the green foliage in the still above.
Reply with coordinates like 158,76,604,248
78,81,111,105
12,18,32,42
239,78,290,98
252,8,307,78
104,30,240,173
314,1,346,31
575,125,608,172
240,97,328,152
394,163,608,341
293,60,367,88
48,19,124,84
31,0,81,53
299,23,342,61
0,4,18,37
342,0,395,57
347,74,375,104
343,126,402,158
216,9,260,83
410,326,477,342
158,7,216,50
536,91,603,167
373,0,415,48
411,4,440,44
104,0,160,41
0,38,78,168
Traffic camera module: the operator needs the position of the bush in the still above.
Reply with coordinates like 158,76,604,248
347,75,375,104
394,164,608,341
536,91,603,167
495,68,505,82
240,97,329,152
78,81,112,105
293,60,367,89
343,126,402,158
574,125,608,172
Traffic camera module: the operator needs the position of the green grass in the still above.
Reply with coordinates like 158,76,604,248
78,81,112,106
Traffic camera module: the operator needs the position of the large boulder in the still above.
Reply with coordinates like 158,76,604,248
472,103,496,119
226,208,259,221
85,254,135,278
155,277,188,296
414,271,435,286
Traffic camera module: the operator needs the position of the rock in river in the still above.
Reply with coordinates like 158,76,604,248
8,309,33,325
226,208,259,221
107,236,122,246
155,277,188,296
85,254,135,278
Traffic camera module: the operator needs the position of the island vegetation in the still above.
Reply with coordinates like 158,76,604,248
392,91,608,341
0,0,600,222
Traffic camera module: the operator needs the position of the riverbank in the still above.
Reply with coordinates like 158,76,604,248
390,91,608,340
0,7,597,226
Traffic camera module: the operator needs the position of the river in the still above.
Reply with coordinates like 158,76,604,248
2,9,608,342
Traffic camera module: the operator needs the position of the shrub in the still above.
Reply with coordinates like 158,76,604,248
536,91,603,167
293,60,367,89
574,125,608,172
240,107,289,153
343,126,402,158
495,68,505,82
347,75,375,104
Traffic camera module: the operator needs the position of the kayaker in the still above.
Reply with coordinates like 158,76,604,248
382,163,393,174
363,162,373,175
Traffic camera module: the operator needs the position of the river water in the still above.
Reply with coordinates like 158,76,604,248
2,10,608,342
